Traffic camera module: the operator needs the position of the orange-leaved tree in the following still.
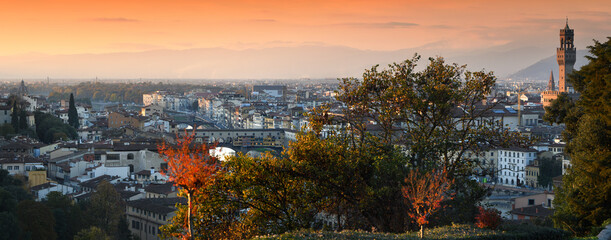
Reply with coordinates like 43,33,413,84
158,131,220,239
402,169,454,238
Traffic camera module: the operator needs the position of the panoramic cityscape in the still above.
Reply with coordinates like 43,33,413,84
0,1,609,240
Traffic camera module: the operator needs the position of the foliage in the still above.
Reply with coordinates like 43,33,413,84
85,181,125,238
44,191,86,240
17,200,57,240
537,157,562,189
159,56,521,237
11,100,19,132
74,226,111,240
68,93,80,129
432,177,490,226
18,108,27,130
402,170,454,238
224,152,318,234
117,217,137,240
253,223,571,240
0,211,19,240
544,93,579,125
474,207,502,230
47,82,204,104
34,111,77,143
158,132,221,239
0,169,31,240
0,169,31,202
0,123,15,139
286,129,409,232
301,56,499,232
552,37,611,236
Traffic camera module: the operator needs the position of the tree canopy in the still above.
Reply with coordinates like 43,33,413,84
551,37,611,236
158,132,221,239
34,111,77,144
85,181,125,238
161,56,514,238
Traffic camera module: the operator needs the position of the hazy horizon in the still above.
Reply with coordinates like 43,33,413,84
1,0,609,79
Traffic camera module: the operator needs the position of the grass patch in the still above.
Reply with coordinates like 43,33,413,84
253,223,571,240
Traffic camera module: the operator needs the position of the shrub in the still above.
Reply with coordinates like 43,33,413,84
475,207,502,230
254,223,572,240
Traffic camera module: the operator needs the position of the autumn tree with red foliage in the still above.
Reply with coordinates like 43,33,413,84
475,206,502,230
402,169,454,238
158,132,220,239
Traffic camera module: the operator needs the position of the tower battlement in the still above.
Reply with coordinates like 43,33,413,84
542,19,577,107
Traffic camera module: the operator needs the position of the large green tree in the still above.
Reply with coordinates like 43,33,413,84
301,56,499,232
44,191,86,240
17,200,57,240
550,37,611,236
160,56,517,236
34,111,77,144
85,181,125,238
0,169,31,240
68,93,79,129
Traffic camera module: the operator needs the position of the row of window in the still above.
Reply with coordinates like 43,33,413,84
131,207,167,221
1,165,40,171
201,132,281,137
526,170,539,176
501,164,524,171
131,220,162,235
500,158,525,164
3,166,19,170
501,170,523,178
550,147,564,152
105,153,135,160
501,151,533,158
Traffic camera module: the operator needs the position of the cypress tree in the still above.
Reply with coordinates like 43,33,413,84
19,110,27,130
11,101,19,132
550,38,611,235
68,93,79,129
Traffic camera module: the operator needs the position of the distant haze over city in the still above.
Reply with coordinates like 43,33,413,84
0,0,609,80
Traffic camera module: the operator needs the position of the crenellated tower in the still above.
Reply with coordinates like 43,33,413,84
557,18,576,93
542,19,577,108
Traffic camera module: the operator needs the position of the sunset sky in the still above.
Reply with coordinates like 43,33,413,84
0,0,609,79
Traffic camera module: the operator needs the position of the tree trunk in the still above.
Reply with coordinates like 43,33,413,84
419,225,424,238
336,203,342,231
187,191,193,239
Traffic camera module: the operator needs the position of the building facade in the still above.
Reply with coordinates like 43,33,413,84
497,148,537,187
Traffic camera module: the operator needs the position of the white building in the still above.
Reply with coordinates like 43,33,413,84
31,182,75,201
497,148,537,187
143,91,191,111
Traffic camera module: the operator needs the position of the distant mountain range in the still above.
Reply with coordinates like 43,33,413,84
0,44,572,80
507,50,589,82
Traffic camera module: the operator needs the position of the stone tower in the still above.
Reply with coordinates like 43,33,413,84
547,70,555,91
557,18,576,93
